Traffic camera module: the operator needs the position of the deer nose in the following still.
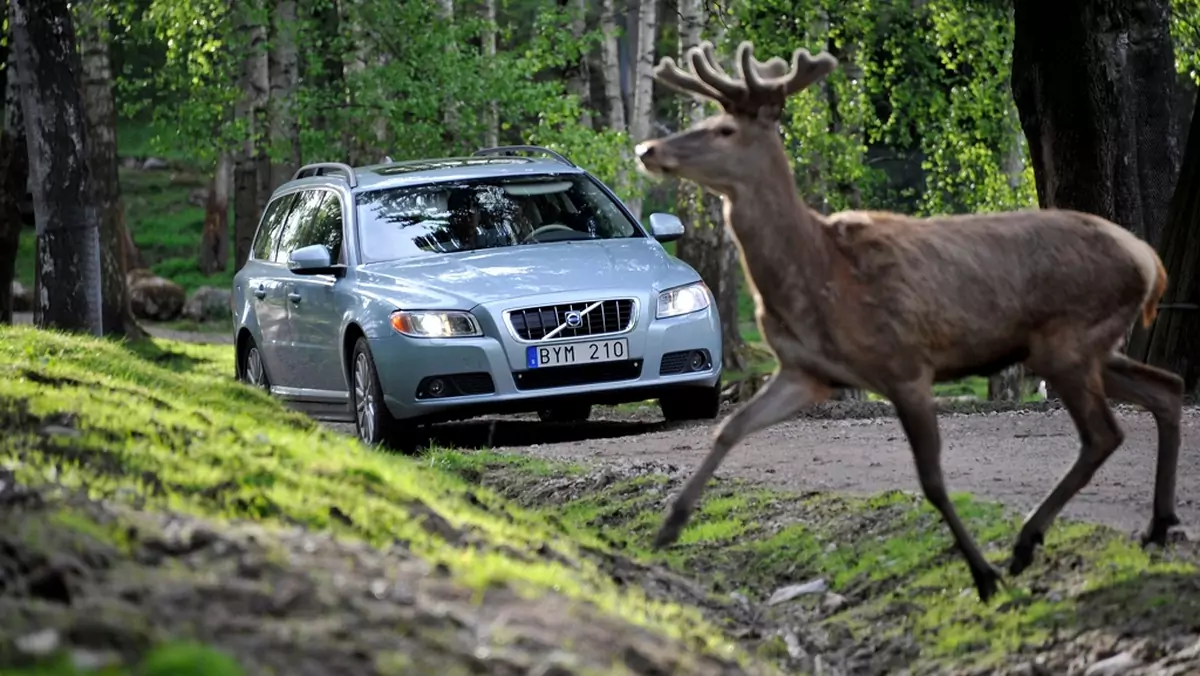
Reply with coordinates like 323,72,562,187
635,142,656,159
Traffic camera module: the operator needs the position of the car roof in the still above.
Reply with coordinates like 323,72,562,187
279,156,589,196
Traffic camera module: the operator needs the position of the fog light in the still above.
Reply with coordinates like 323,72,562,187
689,351,708,371
427,378,446,397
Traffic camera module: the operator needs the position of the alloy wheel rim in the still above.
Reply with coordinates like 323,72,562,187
354,353,376,442
246,348,265,388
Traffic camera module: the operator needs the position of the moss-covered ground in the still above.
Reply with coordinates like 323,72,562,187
0,324,774,675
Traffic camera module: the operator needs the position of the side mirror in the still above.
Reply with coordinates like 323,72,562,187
288,244,344,276
648,212,685,243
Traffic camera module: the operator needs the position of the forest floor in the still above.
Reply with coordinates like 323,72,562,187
3,324,1200,675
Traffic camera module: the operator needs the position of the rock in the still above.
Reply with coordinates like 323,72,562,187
15,628,60,656
142,157,169,171
11,280,33,312
767,577,828,605
820,592,848,613
182,286,232,322
128,270,186,321
1084,652,1141,676
187,187,209,207
120,156,141,170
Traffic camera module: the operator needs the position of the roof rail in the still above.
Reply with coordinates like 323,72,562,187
472,145,577,168
292,162,359,188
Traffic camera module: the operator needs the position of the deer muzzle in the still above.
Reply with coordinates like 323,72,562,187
634,140,677,175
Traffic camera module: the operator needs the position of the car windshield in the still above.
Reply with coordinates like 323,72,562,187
353,174,642,263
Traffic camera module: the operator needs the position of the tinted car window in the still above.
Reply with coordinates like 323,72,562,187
354,174,641,264
250,193,297,262
291,191,345,263
273,189,327,263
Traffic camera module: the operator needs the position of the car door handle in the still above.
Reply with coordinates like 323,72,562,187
287,291,302,303
253,285,266,299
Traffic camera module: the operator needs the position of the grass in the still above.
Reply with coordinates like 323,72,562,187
437,451,1200,674
0,324,774,674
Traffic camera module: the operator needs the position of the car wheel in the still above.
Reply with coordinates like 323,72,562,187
239,338,271,392
659,384,721,422
350,337,406,448
537,403,593,423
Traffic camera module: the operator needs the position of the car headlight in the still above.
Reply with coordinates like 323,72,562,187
390,310,482,338
656,282,711,319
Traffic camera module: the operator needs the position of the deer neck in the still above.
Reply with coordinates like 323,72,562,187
721,144,834,302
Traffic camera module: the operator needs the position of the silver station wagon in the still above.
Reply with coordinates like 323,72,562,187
231,146,723,446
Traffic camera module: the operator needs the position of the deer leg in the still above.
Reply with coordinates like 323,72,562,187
1102,353,1184,547
891,385,1003,602
652,369,831,549
1010,362,1124,576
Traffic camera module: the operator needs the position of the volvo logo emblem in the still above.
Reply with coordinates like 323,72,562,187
564,311,583,328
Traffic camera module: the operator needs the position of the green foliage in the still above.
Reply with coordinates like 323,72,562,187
1174,0,1200,84
729,0,1037,216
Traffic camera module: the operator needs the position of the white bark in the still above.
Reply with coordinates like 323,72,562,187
600,0,626,132
624,0,658,222
567,0,592,129
483,0,498,147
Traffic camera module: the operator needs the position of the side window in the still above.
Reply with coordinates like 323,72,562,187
273,189,326,263
293,192,345,263
250,193,297,262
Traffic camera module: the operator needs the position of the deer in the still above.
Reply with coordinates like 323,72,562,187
633,39,1186,602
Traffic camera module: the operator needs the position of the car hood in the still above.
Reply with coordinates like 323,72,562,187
354,239,698,309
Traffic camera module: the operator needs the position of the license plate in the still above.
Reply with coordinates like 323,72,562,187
526,339,628,368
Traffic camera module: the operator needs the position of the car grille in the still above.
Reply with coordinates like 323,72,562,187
507,299,635,341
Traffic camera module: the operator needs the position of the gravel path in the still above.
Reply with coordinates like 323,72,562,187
494,406,1200,539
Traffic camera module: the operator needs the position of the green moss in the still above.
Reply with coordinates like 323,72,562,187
0,325,771,674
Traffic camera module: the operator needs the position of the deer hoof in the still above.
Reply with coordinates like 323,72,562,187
651,508,691,549
971,562,1003,603
1008,530,1044,577
1140,514,1181,548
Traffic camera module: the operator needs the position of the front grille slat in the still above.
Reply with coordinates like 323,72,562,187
507,299,635,341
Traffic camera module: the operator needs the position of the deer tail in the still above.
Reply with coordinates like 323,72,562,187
1142,255,1168,328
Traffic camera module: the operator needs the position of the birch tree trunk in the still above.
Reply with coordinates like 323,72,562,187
482,0,499,147
600,0,626,133
673,0,745,374
989,100,1029,401
439,0,457,144
233,0,269,270
566,0,592,129
0,28,28,325
12,0,103,335
624,0,657,222
268,0,301,191
199,154,232,275
77,0,143,339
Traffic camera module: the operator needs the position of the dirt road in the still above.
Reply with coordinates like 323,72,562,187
490,405,1200,538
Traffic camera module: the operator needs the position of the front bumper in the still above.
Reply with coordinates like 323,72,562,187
372,298,722,423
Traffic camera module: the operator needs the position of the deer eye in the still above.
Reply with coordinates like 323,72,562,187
716,126,737,137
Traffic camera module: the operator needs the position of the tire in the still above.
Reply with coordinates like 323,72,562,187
239,337,271,393
659,384,721,422
537,403,593,423
349,337,407,448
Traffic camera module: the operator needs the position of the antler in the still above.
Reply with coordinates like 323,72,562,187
651,40,839,118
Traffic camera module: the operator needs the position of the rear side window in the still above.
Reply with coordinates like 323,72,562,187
251,193,297,262
273,189,327,263
292,192,345,263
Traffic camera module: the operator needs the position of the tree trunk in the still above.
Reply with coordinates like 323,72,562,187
672,0,744,373
199,153,232,275
0,19,28,325
12,0,102,335
482,0,499,147
233,0,269,270
309,0,343,150
439,0,457,144
624,0,657,223
989,99,1029,400
566,0,592,129
268,0,301,192
1011,0,1180,249
600,0,626,133
1136,88,1200,392
77,0,143,339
